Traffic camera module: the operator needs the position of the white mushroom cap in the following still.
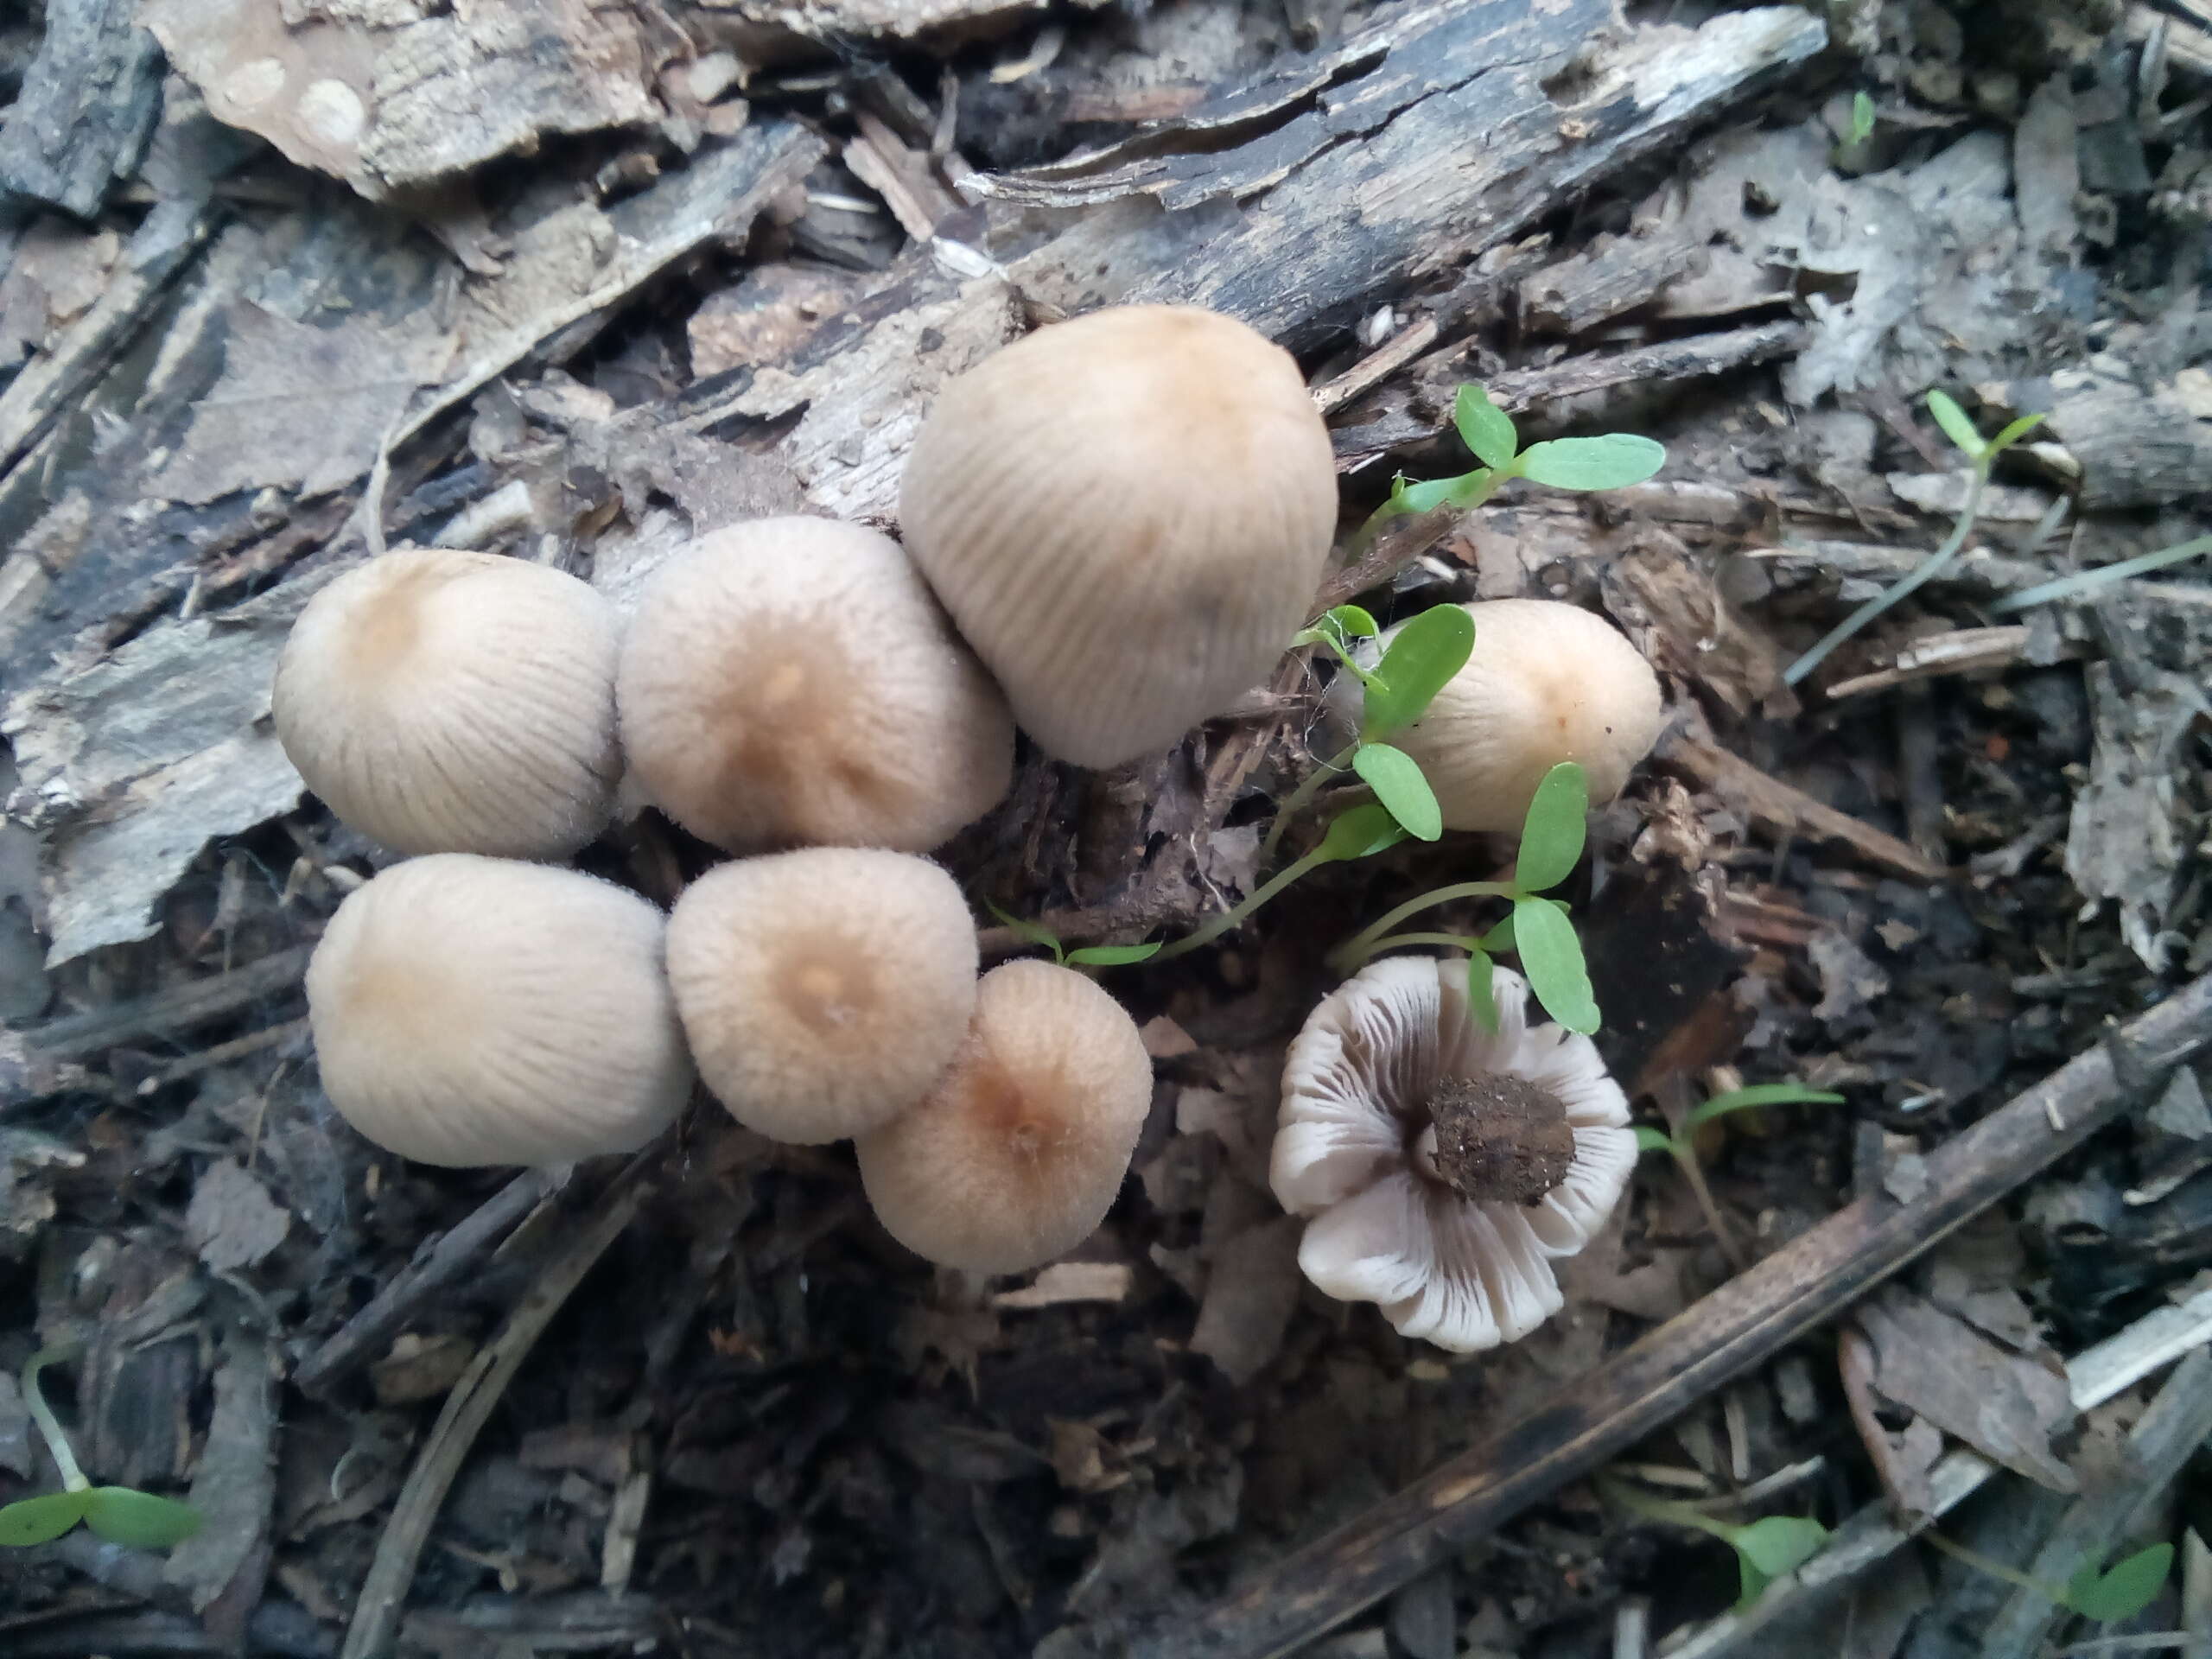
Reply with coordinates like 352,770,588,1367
665,848,979,1144
305,855,694,1167
1363,600,1663,834
272,550,622,858
616,516,1014,854
855,960,1154,1274
899,304,1339,769
1272,956,1635,1352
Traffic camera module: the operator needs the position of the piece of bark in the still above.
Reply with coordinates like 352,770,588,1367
144,0,660,201
1600,533,1789,720
2033,367,2212,511
1664,732,1948,882
0,0,164,219
1519,232,1708,334
164,1330,278,1637
2066,659,2204,971
1140,971,2212,1659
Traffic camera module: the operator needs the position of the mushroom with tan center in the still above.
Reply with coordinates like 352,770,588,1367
616,516,1014,853
899,304,1339,770
665,848,979,1144
855,960,1153,1274
272,550,623,858
305,855,694,1167
1348,599,1664,835
1270,955,1635,1352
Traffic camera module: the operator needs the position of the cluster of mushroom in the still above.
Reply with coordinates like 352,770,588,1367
276,303,1345,1275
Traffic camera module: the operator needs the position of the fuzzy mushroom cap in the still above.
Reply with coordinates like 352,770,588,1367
899,304,1338,769
272,550,622,858
855,960,1154,1274
1370,599,1663,835
666,849,980,1144
617,517,1014,854
1271,956,1635,1353
306,855,694,1167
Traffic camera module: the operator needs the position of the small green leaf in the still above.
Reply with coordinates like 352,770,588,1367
1512,896,1599,1033
1633,1126,1675,1154
1988,411,2048,454
984,900,1065,964
2063,1543,2174,1622
1687,1084,1847,1129
1466,949,1498,1034
1329,604,1380,639
1926,390,1986,461
1390,468,1491,516
0,1490,90,1547
1065,943,1162,966
1849,90,1876,144
1314,804,1410,864
1352,744,1442,841
1732,1515,1830,1579
1514,762,1589,891
1453,384,1519,470
81,1488,202,1551
1478,914,1516,953
1363,605,1476,740
1734,1555,1773,1612
1516,434,1666,492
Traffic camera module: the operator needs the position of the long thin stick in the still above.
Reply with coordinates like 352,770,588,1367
1148,972,2212,1659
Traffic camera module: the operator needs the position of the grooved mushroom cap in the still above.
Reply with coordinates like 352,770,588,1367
855,960,1154,1274
1271,957,1635,1353
665,848,980,1144
272,550,623,858
899,304,1339,769
305,855,694,1167
616,517,1014,853
1365,599,1663,835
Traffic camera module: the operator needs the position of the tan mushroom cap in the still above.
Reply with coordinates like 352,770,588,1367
855,960,1153,1274
1379,599,1663,834
666,849,980,1144
305,855,694,1167
899,304,1339,769
272,550,623,858
617,517,1014,853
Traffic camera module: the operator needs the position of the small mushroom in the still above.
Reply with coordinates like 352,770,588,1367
855,960,1153,1274
617,517,1014,853
274,550,624,857
1361,599,1664,834
899,304,1338,769
1270,956,1635,1352
306,855,693,1167
665,848,979,1144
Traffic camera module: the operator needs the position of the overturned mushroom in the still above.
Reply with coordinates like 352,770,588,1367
899,304,1338,769
856,960,1153,1274
1271,956,1634,1352
1359,599,1663,834
306,855,693,1167
665,848,979,1144
273,550,623,858
617,516,1014,853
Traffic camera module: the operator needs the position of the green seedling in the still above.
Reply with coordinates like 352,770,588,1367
1150,803,1409,963
1924,1529,2174,1624
1601,1476,1830,1612
1357,382,1666,548
1635,1083,1845,1268
1834,90,1878,171
1267,601,1475,860
1326,761,1600,1033
984,903,1161,969
1783,390,2046,686
0,1345,201,1550
1991,530,2212,614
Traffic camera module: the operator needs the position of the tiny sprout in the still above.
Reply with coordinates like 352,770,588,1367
1327,761,1601,1034
0,1345,201,1551
1151,804,1408,963
1924,1529,2174,1624
1850,90,1877,146
1601,1476,1829,1612
984,902,1160,969
1635,1083,1846,1268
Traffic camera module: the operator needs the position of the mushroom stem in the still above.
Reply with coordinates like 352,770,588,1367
1419,1074,1577,1205
1259,740,1359,866
1326,880,1519,976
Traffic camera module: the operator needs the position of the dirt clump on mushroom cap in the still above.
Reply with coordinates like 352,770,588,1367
899,304,1338,770
305,855,694,1167
665,848,979,1144
272,549,624,858
617,516,1014,853
855,959,1154,1274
